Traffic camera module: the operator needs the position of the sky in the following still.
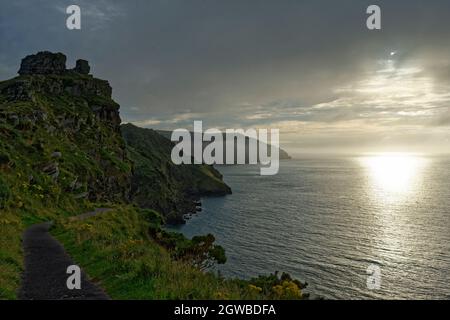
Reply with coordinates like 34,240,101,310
1,0,450,155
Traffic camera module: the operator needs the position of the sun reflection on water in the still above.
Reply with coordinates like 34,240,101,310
358,153,428,264
362,154,423,192
359,153,427,205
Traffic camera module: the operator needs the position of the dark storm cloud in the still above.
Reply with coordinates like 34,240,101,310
1,0,450,152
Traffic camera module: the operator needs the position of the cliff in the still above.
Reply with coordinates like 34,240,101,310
122,123,232,224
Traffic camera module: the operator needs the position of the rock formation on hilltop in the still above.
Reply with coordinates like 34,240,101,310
18,51,91,76
3,51,121,129
1,51,131,202
73,59,90,75
18,52,67,75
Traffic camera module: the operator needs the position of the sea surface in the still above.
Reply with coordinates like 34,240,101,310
169,154,450,299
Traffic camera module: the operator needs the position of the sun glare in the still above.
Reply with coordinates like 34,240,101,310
360,153,425,195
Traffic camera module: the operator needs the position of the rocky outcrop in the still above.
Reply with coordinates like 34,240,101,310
2,76,112,100
1,52,120,131
18,52,91,76
73,59,90,75
41,162,59,180
18,52,67,75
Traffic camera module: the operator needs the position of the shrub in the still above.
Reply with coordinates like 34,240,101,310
0,152,10,166
150,227,226,271
179,234,227,270
141,208,164,229
246,271,309,300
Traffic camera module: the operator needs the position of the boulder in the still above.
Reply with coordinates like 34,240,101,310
42,162,59,180
73,59,90,75
18,51,67,75
51,151,62,159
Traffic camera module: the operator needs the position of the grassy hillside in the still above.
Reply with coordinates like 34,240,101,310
52,205,307,300
122,123,231,224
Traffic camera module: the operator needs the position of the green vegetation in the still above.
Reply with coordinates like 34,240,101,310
52,205,307,299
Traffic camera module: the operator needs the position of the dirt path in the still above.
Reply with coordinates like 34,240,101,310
19,209,111,300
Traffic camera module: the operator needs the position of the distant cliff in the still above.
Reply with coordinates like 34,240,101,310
157,130,292,163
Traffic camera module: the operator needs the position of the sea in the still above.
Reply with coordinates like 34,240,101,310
169,154,450,299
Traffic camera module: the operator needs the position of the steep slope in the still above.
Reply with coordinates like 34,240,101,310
122,123,231,224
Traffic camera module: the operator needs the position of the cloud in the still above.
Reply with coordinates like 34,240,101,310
429,108,450,127
127,118,161,127
2,0,450,152
53,1,126,27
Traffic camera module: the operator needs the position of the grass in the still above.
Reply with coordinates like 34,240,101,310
52,206,245,299
0,209,22,299
51,206,307,300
